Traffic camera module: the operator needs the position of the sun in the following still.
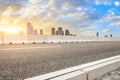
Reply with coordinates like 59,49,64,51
3,28,20,34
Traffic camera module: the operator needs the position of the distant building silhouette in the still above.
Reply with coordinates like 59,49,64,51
51,28,55,35
56,31,58,35
56,27,64,35
73,34,77,36
65,29,70,35
33,29,37,35
40,29,43,35
110,34,112,37
27,23,33,34
105,35,108,37
26,25,76,36
96,32,99,37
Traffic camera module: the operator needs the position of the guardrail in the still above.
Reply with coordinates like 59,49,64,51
0,34,120,44
25,55,120,80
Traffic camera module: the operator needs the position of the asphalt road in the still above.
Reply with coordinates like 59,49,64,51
0,41,120,80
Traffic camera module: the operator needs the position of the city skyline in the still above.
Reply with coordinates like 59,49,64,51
0,0,120,37
27,22,75,36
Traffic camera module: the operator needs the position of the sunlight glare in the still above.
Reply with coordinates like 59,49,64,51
3,28,20,34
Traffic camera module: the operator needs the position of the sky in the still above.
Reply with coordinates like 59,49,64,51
0,0,120,37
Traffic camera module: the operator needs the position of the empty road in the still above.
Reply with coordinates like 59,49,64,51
0,41,120,80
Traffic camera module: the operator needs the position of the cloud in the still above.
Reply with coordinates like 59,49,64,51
114,1,120,6
93,0,113,5
102,29,110,33
110,21,120,27
15,5,42,19
1,7,14,16
100,9,120,22
101,15,120,22
0,0,25,9
13,0,98,26
28,0,44,4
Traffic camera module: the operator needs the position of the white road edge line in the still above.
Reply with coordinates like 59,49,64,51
0,46,61,51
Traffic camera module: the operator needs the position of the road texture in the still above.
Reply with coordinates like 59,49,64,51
0,41,120,80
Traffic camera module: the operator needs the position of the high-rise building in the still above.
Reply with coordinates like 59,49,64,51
40,29,43,35
27,23,33,34
110,34,112,37
56,31,58,35
105,35,108,37
51,28,55,35
65,30,70,35
96,32,99,37
57,27,64,35
33,29,37,35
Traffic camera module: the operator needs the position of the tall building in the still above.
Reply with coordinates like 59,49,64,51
110,34,112,37
57,27,64,35
27,23,33,34
33,29,37,35
65,29,70,35
51,28,55,35
96,32,99,37
56,31,58,35
40,29,43,35
105,35,108,37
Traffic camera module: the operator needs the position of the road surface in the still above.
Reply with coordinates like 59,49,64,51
0,41,120,80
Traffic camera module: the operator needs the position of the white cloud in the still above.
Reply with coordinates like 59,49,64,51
102,29,110,33
99,8,120,23
1,7,14,16
68,12,88,20
16,5,42,19
48,0,58,10
110,21,120,27
107,9,115,15
77,7,83,11
94,0,112,5
114,1,120,6
105,16,120,22
28,0,44,4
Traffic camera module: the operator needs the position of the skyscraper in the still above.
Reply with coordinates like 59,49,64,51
40,29,43,35
96,32,99,37
65,29,70,35
57,27,64,35
110,34,112,37
56,31,58,35
51,28,55,35
27,23,33,34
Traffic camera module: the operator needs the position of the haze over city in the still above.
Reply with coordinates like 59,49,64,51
0,0,120,36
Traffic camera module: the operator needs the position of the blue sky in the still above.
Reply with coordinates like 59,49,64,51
0,0,120,37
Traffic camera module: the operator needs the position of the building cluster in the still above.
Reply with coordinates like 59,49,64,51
96,32,113,37
51,27,76,36
27,22,76,36
27,23,43,35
